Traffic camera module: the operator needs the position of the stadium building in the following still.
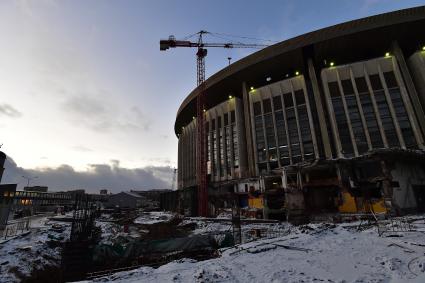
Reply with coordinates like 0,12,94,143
163,6,425,219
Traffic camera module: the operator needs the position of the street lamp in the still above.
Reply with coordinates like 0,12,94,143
22,175,38,187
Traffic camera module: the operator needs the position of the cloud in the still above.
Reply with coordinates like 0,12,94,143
0,104,22,118
1,155,173,193
71,145,93,152
62,95,151,133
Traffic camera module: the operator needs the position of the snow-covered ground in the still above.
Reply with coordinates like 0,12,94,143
0,215,70,283
134,211,176,225
181,218,233,234
80,217,425,283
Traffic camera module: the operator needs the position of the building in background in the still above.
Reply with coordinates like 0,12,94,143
106,191,145,209
24,186,48,193
165,6,425,219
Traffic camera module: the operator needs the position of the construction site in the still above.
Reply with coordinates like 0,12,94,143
2,5,425,283
161,6,425,223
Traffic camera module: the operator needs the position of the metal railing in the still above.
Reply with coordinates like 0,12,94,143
0,218,30,240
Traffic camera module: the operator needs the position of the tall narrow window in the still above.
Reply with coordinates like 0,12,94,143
212,119,217,176
341,79,368,154
273,96,289,166
224,113,231,176
206,122,211,174
384,71,416,148
370,74,399,147
254,102,266,164
295,90,314,160
231,111,239,168
284,92,301,164
355,77,383,149
329,81,354,156
218,117,224,177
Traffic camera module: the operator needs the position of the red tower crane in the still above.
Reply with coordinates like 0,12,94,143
160,31,268,217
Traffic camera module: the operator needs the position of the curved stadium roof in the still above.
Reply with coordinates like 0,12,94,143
174,5,425,136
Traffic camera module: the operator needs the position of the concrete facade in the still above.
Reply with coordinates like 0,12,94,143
172,6,425,218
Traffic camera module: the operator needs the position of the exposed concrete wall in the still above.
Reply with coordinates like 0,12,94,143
307,59,332,159
178,98,248,188
392,41,425,138
235,179,260,193
178,119,197,189
284,188,305,212
391,162,425,210
408,51,425,120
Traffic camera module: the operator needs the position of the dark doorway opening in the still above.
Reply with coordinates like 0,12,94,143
412,185,425,212
304,186,339,213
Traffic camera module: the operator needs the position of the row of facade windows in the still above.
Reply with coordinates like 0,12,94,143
178,56,424,186
252,88,314,173
327,70,416,156
206,110,239,177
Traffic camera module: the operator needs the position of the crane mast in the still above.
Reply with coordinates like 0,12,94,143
195,31,208,216
160,31,267,217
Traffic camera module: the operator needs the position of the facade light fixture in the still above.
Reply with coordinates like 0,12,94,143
250,86,254,91
192,116,195,120
330,62,335,67
422,46,425,51
385,52,390,57
295,71,300,76
266,77,271,82
203,109,206,112
229,95,233,99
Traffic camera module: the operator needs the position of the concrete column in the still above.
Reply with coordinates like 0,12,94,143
220,107,229,180
228,114,236,179
392,41,425,138
214,111,221,180
301,78,320,160
236,99,249,178
392,54,425,149
242,82,256,176
281,169,288,188
380,159,394,213
307,59,332,158
207,117,214,177
249,87,260,176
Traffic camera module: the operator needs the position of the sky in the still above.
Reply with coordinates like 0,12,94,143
0,0,424,192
